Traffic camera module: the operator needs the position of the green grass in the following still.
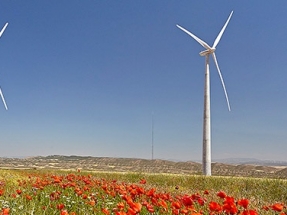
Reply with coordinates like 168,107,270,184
87,171,287,203
0,169,286,214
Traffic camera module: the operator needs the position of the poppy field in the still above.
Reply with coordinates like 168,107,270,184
0,169,286,215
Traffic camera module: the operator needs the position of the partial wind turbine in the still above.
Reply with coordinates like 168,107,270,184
176,11,233,176
0,22,8,110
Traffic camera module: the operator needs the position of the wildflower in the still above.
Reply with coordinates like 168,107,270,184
57,203,65,210
172,201,181,209
117,202,125,210
16,189,22,195
209,201,222,212
60,210,69,215
240,210,259,215
217,191,227,199
238,198,249,209
182,195,193,207
87,200,95,206
52,176,62,183
102,208,110,215
158,200,168,210
142,201,154,213
223,196,238,214
1,208,9,215
25,195,32,200
146,188,156,197
115,211,127,215
82,194,88,199
271,203,284,212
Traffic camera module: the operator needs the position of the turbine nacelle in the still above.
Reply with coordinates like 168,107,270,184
199,48,216,56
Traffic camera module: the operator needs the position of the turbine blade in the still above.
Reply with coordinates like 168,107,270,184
176,24,211,50
212,11,233,48
0,23,8,38
212,53,231,111
0,87,8,110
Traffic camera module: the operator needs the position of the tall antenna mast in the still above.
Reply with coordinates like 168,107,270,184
151,111,154,160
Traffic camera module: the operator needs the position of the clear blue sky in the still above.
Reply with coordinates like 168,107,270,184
0,1,286,161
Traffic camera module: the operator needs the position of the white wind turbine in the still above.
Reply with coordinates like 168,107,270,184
0,22,8,110
176,11,233,176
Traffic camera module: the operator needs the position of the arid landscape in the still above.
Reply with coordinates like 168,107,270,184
0,155,287,178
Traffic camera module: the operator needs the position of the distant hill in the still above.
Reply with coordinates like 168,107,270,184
214,158,287,166
0,155,286,178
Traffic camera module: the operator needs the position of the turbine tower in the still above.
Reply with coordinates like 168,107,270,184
0,22,8,110
176,11,233,176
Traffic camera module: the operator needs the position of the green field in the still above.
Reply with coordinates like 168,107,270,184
0,169,286,214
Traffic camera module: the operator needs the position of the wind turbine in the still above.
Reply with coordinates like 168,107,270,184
0,22,8,110
176,11,233,176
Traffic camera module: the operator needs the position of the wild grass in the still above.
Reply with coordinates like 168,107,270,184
0,169,286,214
85,171,287,204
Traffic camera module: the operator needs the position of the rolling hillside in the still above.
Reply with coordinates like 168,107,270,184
0,155,286,178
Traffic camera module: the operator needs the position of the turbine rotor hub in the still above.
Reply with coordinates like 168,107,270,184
199,48,216,56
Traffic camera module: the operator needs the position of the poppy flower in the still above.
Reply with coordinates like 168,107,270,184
238,198,249,209
60,210,69,215
102,208,110,215
25,195,32,200
209,201,222,212
182,195,193,206
241,210,259,215
217,191,227,199
57,203,65,210
139,179,146,184
271,203,284,212
117,202,125,210
2,208,9,215
172,201,181,209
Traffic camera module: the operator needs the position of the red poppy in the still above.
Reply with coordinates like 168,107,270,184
217,191,227,199
57,203,65,210
88,200,96,206
172,201,181,209
16,189,22,195
102,208,110,215
117,202,125,210
128,202,142,213
2,208,9,215
116,211,127,215
139,179,146,184
209,201,222,212
238,198,249,209
182,195,193,206
271,203,284,212
60,210,69,215
25,195,32,200
241,210,259,215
